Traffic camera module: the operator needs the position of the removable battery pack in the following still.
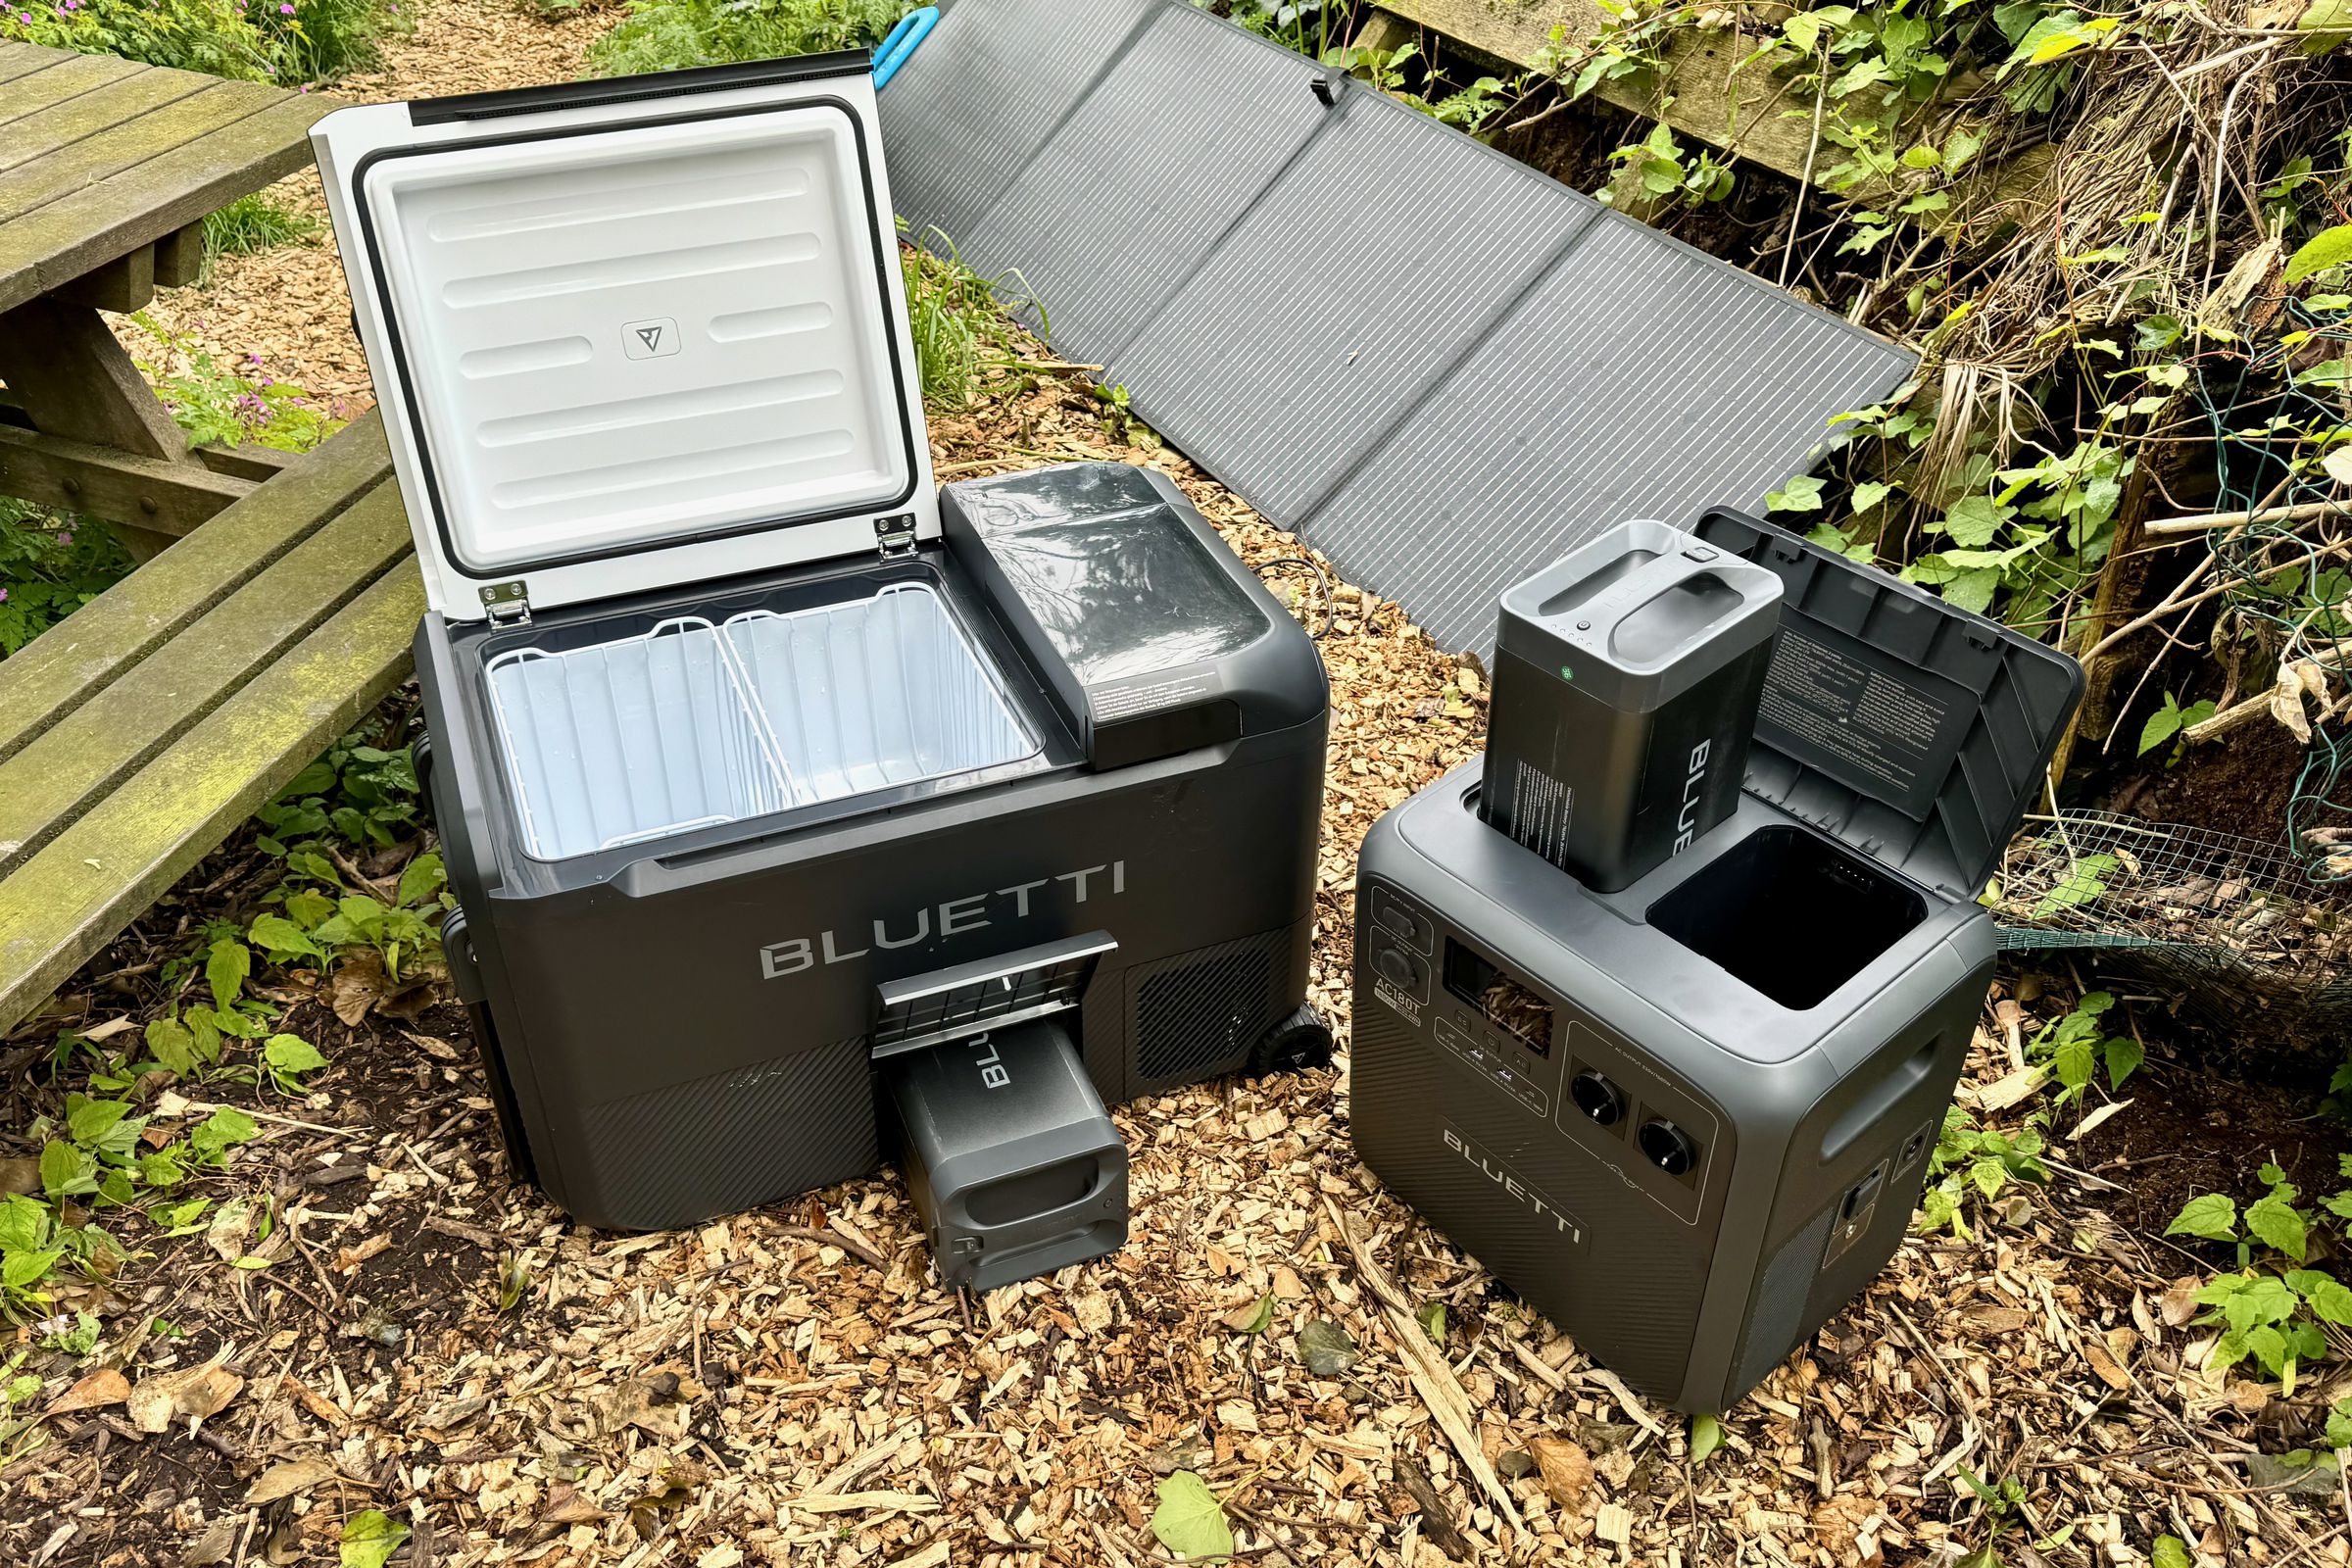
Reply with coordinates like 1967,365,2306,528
1481,520,1782,892
884,1018,1129,1292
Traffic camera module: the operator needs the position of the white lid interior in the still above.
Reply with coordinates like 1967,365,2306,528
357,103,919,580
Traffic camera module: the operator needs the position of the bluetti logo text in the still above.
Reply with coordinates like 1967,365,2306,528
759,861,1127,979
1442,1123,1584,1243
1671,739,1713,856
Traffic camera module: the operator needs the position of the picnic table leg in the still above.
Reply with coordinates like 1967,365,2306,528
0,295,204,558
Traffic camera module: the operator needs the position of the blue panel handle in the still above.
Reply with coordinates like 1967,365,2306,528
872,7,940,90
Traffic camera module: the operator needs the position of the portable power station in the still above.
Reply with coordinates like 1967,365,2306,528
309,55,1332,1286
1351,509,2081,1412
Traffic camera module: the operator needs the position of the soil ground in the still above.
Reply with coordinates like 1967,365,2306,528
8,4,2351,1566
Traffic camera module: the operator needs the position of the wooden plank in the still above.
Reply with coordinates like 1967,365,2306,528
0,67,213,179
1383,0,1816,181
0,421,255,533
196,443,300,482
0,51,149,133
153,219,204,287
0,488,413,875
0,44,71,87
54,242,155,312
0,94,331,315
0,560,424,1034
0,79,281,223
0,413,392,762
0,298,190,462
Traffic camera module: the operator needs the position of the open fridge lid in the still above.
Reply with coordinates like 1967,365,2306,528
1692,509,2084,903
311,54,937,622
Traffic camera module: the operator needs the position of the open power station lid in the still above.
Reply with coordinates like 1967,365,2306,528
1692,509,2084,903
310,54,935,621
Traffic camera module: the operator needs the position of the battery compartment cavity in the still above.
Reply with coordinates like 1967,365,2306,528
1648,826,1926,1010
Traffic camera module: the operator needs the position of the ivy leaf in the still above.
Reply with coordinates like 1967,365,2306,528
145,1016,197,1075
396,853,446,911
1848,480,1893,513
2103,1036,2143,1090
1224,1293,1274,1335
66,1096,132,1147
1150,1472,1235,1561
264,1035,330,1078
339,1510,411,1568
1767,474,1826,513
205,940,251,1013
1296,1319,1359,1376
1938,495,2010,547
39,1140,98,1199
2286,222,2352,284
1690,1413,1724,1465
2245,1193,2310,1261
2166,1194,2237,1244
189,1107,260,1163
248,913,325,962
1415,1299,1446,1345
2151,1536,2192,1568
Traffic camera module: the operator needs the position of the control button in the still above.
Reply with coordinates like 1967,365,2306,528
1372,892,1434,954
1375,947,1418,989
1683,545,1718,563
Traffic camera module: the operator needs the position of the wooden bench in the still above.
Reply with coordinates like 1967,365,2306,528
0,40,334,555
0,413,421,1034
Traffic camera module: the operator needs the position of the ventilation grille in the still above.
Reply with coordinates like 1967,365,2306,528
1131,934,1280,1087
579,1036,876,1229
1732,1201,1838,1399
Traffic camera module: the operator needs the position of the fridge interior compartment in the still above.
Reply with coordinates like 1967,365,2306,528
1647,825,1927,1010
483,580,1044,860
721,581,1041,804
486,616,788,861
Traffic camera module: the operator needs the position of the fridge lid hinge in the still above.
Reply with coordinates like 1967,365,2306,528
875,514,917,558
481,581,531,625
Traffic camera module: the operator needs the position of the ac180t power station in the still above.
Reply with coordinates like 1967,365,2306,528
1352,513,2082,1413
310,54,1332,1290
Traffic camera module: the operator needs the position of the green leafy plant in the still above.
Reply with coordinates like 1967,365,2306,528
2029,991,2141,1103
2137,691,2217,759
144,341,340,455
2166,1156,2352,1390
0,0,402,81
1606,122,1734,207
202,193,321,265
0,501,132,659
586,0,908,77
1918,1105,2050,1237
900,228,1051,411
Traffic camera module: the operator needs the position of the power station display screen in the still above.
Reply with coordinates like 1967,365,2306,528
1444,941,1552,1055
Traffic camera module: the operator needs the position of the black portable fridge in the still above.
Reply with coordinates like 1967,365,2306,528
1350,510,2082,1412
309,56,1332,1278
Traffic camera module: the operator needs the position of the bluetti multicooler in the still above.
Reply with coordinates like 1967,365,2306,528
1351,512,2081,1412
310,55,1330,1288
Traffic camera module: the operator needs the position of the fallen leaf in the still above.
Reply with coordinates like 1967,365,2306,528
127,1355,244,1434
47,1368,130,1415
1528,1435,1593,1508
325,954,390,1027
1296,1319,1358,1376
184,1519,238,1567
2160,1275,2203,1327
247,1457,340,1504
1223,1293,1274,1334
538,1482,610,1528
1965,1305,2031,1337
2082,1340,2132,1392
0,1157,37,1197
339,1510,410,1568
1146,1432,1207,1476
334,1235,393,1273
1150,1472,1234,1560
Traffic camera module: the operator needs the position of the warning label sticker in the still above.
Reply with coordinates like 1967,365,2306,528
1757,624,1973,817
1504,761,1574,864
1091,665,1222,721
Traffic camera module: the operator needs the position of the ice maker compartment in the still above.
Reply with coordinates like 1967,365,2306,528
1648,826,1927,1009
721,582,1039,804
486,616,790,861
